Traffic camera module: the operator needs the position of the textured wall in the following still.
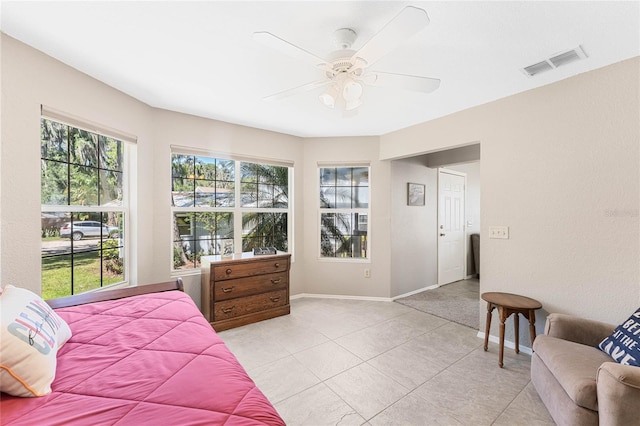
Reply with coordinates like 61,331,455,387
381,58,640,336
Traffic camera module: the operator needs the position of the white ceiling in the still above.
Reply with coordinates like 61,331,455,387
2,1,639,138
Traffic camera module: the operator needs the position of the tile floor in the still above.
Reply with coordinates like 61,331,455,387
218,290,555,425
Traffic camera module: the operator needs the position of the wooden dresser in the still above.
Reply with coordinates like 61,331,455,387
201,252,291,331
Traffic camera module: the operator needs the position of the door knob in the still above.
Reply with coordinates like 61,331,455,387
440,233,445,237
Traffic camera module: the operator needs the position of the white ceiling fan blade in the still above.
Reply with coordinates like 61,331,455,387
263,80,331,101
253,31,328,69
366,72,440,93
351,6,430,67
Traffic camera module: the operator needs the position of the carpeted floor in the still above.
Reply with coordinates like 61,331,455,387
394,279,480,329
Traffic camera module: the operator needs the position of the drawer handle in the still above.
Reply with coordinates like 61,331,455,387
222,286,235,293
270,278,281,285
225,268,232,275
221,306,235,314
274,263,280,268
270,297,280,303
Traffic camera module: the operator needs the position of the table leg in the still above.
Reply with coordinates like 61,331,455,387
514,312,520,354
529,309,537,343
498,307,507,368
484,303,493,352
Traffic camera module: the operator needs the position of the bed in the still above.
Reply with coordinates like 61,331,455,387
0,279,285,425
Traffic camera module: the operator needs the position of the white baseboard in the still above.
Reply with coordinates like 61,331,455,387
476,331,533,355
290,293,393,302
391,284,440,301
291,285,446,303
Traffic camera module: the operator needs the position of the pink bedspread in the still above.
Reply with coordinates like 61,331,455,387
1,291,285,425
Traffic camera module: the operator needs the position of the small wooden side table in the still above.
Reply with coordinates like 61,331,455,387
481,292,542,367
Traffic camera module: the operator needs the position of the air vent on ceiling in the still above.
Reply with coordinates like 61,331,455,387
521,46,588,77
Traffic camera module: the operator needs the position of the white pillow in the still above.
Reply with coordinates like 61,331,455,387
0,285,72,397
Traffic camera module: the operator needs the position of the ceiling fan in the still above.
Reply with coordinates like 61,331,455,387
253,6,441,111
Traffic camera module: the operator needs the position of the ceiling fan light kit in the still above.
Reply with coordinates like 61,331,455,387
253,6,441,112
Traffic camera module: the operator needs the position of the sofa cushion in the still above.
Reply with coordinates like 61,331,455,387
533,334,612,411
597,307,640,367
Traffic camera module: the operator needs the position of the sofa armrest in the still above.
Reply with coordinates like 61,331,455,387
597,362,640,426
544,313,615,347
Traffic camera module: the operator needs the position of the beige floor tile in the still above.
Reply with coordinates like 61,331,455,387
249,355,321,404
413,369,520,425
370,393,464,426
293,340,363,380
224,296,553,425
275,383,365,426
335,317,427,360
367,341,450,390
493,382,555,425
326,363,409,420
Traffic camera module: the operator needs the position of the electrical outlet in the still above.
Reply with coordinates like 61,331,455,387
489,226,509,239
364,268,371,278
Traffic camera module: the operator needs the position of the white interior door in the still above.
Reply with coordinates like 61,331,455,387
438,169,466,285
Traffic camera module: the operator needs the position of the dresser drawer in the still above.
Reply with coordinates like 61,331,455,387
213,272,288,301
213,289,287,320
213,257,289,281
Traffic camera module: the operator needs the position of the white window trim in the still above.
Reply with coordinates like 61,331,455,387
170,150,293,273
317,164,371,262
40,116,132,293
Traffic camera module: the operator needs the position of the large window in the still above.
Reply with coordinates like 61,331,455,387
319,166,369,259
41,118,127,299
171,153,290,270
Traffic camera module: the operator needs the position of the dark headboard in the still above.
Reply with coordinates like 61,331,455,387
46,278,184,309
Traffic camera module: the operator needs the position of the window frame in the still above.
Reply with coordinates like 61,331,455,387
317,164,371,262
40,115,131,298
170,149,293,273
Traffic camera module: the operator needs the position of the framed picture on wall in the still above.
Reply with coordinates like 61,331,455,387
407,182,425,206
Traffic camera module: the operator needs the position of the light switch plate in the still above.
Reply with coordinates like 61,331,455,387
489,226,509,239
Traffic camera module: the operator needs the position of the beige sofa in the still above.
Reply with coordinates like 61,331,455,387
531,313,640,425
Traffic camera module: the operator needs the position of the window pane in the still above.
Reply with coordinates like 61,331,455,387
241,182,258,207
42,212,72,255
242,212,287,252
336,167,352,185
99,169,123,206
216,180,235,207
172,177,195,207
41,160,68,205
172,154,194,178
352,186,369,208
195,179,217,207
335,187,352,209
41,119,127,299
240,162,257,182
102,212,123,240
320,168,336,186
41,119,68,162
352,167,369,186
173,212,196,270
258,183,274,207
70,165,99,205
216,159,235,181
195,156,217,180
73,250,102,294
99,136,123,172
320,186,335,208
195,212,234,258
69,128,98,168
320,212,368,258
41,254,71,300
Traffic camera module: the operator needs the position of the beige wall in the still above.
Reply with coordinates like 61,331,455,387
381,57,640,333
390,158,438,296
301,137,392,298
0,35,304,305
2,33,638,331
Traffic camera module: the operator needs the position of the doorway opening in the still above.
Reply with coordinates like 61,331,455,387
391,143,480,328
